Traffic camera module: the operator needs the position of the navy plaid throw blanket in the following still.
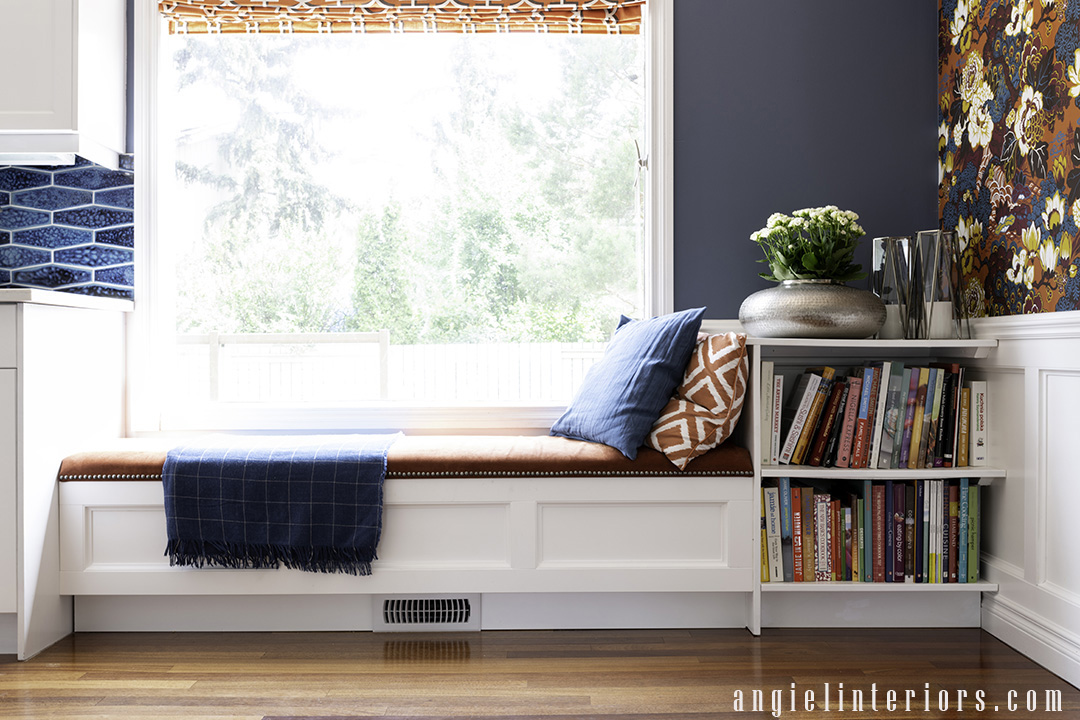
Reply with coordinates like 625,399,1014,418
163,433,401,575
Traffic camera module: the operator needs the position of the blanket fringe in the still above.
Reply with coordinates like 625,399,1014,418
166,540,375,576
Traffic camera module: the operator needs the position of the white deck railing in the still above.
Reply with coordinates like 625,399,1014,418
174,332,605,404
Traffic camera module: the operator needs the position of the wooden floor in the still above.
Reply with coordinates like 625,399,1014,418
0,628,1077,719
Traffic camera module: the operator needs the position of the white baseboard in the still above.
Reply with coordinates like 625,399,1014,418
982,595,1080,690
762,592,982,628
74,592,749,633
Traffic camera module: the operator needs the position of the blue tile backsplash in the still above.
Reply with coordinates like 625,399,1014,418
0,155,134,300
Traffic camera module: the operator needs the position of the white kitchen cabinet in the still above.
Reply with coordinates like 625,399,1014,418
0,0,126,168
0,293,127,658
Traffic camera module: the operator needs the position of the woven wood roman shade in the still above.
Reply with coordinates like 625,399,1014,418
159,1,644,35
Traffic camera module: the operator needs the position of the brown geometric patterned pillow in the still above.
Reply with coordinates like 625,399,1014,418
646,332,748,470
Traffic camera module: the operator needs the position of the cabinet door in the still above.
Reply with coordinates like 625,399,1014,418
0,369,15,613
0,0,75,131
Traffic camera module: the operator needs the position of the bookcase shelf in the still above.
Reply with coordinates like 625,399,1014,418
747,335,1002,635
760,580,998,593
761,466,1004,484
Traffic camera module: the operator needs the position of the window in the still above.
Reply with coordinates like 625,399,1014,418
131,1,672,432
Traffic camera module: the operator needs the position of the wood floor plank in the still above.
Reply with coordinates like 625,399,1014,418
0,629,1077,719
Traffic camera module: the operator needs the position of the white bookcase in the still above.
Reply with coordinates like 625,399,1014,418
746,337,1003,633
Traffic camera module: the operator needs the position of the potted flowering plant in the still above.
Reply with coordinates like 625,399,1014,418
750,206,867,282
739,205,885,338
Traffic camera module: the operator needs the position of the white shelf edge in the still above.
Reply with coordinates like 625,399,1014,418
761,580,998,593
748,337,997,359
761,466,1005,484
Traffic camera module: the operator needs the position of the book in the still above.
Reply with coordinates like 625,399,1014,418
778,477,794,582
931,362,959,467
791,487,804,582
851,366,876,468
791,367,836,465
884,479,894,582
889,367,912,469
925,365,945,468
763,486,784,582
957,386,971,467
908,367,930,469
760,361,774,465
807,380,845,466
916,367,937,469
764,490,773,587
835,376,862,468
948,481,959,582
899,368,920,468
877,362,906,469
862,479,873,582
868,360,894,469
928,480,938,583
831,499,841,581
779,372,823,464
801,486,815,582
814,492,832,581
915,479,925,582
821,381,849,468
968,484,980,582
770,374,784,465
872,483,885,582
969,380,988,466
892,481,905,582
949,366,966,466
958,478,969,584
853,497,862,583
905,483,916,582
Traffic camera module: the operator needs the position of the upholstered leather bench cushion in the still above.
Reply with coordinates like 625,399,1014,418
57,435,752,480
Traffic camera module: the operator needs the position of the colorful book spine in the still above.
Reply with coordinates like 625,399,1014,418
884,480,894,582
926,366,945,468
792,487,804,582
771,374,784,465
899,369,920,468
792,368,835,465
835,376,862,468
853,497,863,583
916,367,936,469
868,361,893,469
764,486,784,582
872,483,885,582
969,380,988,466
760,490,769,582
877,363,906,469
905,483,916,583
862,479,873,582
778,477,793,582
821,382,849,468
948,481,959,583
958,478,969,584
779,373,822,465
957,386,971,467
801,487,815,582
908,367,930,469
851,367,876,469
892,482,905,583
807,381,845,466
968,484,980,582
760,361,774,465
915,479,925,583
815,493,831,581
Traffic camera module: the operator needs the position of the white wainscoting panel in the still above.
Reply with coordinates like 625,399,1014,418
971,312,1080,688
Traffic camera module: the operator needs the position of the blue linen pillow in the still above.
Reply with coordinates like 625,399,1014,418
550,307,706,460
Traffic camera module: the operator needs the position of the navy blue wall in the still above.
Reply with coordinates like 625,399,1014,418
673,0,939,318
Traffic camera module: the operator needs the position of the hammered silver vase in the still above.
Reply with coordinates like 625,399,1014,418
738,279,887,339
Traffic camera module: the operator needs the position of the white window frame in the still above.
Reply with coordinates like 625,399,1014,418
128,0,674,435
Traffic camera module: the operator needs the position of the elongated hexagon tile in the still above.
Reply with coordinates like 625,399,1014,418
0,207,50,230
0,192,8,206
13,265,92,288
0,167,51,192
0,245,50,269
13,187,93,211
53,166,134,191
64,284,133,299
13,226,92,248
0,270,9,285
0,231,8,245
96,226,134,247
55,245,134,267
95,265,134,286
53,207,133,229
95,186,134,209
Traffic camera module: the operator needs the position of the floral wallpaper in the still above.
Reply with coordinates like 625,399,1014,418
940,0,1080,315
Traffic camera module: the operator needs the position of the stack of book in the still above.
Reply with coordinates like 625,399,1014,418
760,361,988,469
760,477,981,584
